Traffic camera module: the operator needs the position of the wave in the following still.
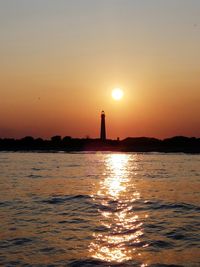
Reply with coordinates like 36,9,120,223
41,194,92,205
69,259,184,267
143,200,200,212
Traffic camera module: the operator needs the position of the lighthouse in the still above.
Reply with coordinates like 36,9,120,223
100,111,106,141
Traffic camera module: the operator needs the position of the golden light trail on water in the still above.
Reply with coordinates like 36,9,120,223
89,154,148,264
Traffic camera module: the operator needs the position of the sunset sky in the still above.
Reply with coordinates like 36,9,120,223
0,0,200,139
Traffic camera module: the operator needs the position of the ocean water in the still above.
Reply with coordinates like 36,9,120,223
0,152,199,267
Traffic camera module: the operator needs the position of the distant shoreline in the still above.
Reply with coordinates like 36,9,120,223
0,136,200,153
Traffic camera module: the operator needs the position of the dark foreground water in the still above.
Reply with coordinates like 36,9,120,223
0,152,199,267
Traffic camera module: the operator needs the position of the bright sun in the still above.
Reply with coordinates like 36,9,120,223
112,88,124,101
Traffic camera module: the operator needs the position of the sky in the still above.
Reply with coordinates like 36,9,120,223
0,0,200,139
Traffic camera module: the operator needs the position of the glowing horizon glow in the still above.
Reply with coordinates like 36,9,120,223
111,88,124,101
0,1,200,139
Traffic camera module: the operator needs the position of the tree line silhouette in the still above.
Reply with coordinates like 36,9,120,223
0,135,200,153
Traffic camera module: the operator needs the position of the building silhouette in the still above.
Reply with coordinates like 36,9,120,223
100,111,106,141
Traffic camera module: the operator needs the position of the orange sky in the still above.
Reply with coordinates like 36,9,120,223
0,1,200,139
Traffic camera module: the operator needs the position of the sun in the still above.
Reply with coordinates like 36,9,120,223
112,88,124,101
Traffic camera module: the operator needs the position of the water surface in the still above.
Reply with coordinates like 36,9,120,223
0,152,199,266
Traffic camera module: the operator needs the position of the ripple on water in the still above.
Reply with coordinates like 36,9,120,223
143,200,200,212
27,174,42,179
42,194,92,204
0,237,34,249
0,201,12,207
0,152,199,266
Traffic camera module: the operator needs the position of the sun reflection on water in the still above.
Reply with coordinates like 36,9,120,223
89,154,147,264
97,154,130,199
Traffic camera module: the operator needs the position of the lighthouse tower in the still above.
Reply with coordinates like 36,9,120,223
100,111,106,141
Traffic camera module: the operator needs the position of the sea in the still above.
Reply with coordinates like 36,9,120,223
0,152,199,267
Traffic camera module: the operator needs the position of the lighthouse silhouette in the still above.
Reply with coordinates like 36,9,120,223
100,111,106,141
